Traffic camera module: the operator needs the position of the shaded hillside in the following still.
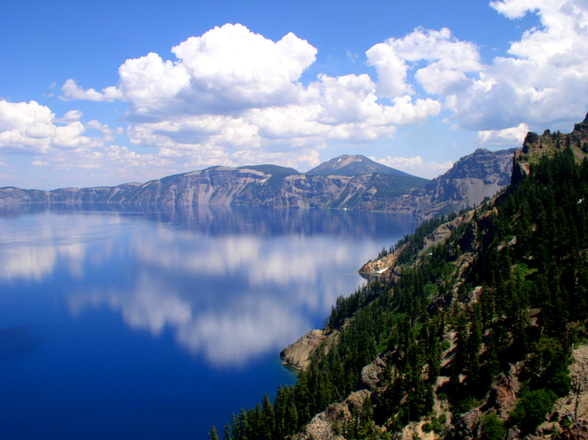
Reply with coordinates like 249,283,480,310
214,120,588,440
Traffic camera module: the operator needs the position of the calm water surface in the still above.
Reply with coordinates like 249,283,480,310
0,205,415,439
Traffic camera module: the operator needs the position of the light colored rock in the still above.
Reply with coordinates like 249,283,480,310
281,329,328,370
298,391,371,440
360,356,386,390
298,413,345,440
553,344,588,426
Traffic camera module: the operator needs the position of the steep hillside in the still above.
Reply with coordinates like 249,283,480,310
411,148,516,219
214,120,588,440
512,113,588,185
422,148,515,216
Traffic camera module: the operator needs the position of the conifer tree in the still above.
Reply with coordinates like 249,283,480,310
209,426,220,440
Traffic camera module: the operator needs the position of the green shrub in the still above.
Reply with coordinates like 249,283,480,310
508,389,556,436
481,414,506,440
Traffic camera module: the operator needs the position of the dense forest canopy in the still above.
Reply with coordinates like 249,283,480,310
212,130,588,439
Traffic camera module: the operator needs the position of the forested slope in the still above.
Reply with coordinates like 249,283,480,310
212,121,588,440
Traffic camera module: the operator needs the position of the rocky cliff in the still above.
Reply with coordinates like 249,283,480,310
413,148,516,218
512,113,588,185
0,150,515,217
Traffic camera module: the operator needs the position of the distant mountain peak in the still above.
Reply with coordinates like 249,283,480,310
307,154,412,177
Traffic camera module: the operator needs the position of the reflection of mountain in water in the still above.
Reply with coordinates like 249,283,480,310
0,204,416,238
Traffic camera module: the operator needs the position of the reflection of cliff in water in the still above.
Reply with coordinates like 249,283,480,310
0,203,416,238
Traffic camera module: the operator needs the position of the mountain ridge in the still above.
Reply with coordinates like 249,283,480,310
307,154,411,177
0,151,515,219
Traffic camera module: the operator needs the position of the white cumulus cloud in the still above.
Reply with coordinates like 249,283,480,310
367,27,482,98
67,23,318,119
0,100,121,158
170,24,317,112
58,23,441,167
453,0,588,131
61,79,121,102
363,3,588,139
477,122,530,145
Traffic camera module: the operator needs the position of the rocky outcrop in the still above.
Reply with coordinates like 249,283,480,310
448,408,483,440
280,329,329,370
512,113,588,185
358,251,400,278
359,210,477,281
487,368,522,420
297,390,371,440
360,356,387,390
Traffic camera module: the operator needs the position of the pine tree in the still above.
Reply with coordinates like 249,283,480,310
223,423,232,440
209,426,220,440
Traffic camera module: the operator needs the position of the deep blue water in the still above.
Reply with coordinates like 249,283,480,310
0,205,415,439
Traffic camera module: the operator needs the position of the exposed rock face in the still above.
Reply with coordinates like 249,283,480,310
0,165,427,211
443,345,588,440
280,329,329,370
298,411,346,440
0,150,515,218
359,210,477,280
553,422,588,440
548,345,588,438
448,408,483,440
416,148,516,218
487,368,522,420
422,210,476,253
512,113,588,185
358,251,400,278
297,390,371,440
360,356,387,390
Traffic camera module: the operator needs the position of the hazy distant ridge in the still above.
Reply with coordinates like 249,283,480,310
0,152,515,217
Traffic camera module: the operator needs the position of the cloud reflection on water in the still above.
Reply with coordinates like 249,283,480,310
0,206,413,369
0,212,116,280
69,271,313,369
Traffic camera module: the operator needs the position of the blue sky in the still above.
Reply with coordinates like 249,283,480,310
1,0,586,190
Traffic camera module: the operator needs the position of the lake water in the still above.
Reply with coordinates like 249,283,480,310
0,205,415,439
